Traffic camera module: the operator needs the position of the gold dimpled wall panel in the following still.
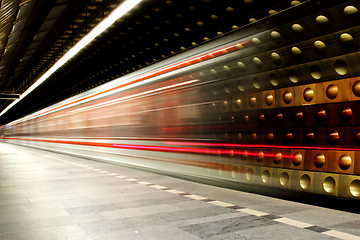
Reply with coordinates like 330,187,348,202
193,1,360,199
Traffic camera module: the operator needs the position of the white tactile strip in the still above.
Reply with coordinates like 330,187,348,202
323,230,360,240
208,200,235,208
238,208,268,217
115,175,126,179
137,181,153,185
166,189,186,194
184,194,208,201
57,158,360,240
125,178,138,182
150,184,169,190
275,217,313,229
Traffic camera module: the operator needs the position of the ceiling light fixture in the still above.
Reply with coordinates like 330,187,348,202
0,0,143,118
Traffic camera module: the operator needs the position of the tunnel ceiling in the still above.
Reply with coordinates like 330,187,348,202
0,0,345,125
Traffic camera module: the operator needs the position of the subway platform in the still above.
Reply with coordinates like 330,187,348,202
1,142,360,240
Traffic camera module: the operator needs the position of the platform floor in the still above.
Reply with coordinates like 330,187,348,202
1,143,360,240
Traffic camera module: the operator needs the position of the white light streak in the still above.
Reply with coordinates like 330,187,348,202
0,0,143,117
70,79,199,114
5,79,198,126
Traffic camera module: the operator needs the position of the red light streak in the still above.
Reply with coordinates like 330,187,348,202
3,137,295,159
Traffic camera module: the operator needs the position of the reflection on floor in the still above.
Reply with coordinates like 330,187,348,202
0,142,360,240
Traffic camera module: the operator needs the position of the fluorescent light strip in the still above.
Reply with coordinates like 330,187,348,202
0,0,143,117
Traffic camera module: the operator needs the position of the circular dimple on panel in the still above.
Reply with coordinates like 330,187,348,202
265,93,274,106
303,88,314,102
328,130,340,145
223,65,231,72
235,99,242,108
252,37,261,47
314,153,325,168
249,96,257,107
340,33,354,48
237,80,245,92
317,109,326,121
291,1,301,6
339,154,352,170
271,52,281,65
283,91,293,104
280,172,289,186
323,176,336,193
257,151,264,162
238,133,242,141
222,101,229,110
237,61,246,73
210,69,217,77
211,87,218,96
259,114,266,122
291,47,302,58
221,49,228,54
246,168,254,181
355,131,360,145
269,73,279,86
271,31,282,43
273,152,282,164
277,113,284,121
262,170,270,183
353,81,360,97
267,132,274,143
288,69,300,83
310,65,322,79
300,174,311,189
226,7,235,12
296,111,303,121
231,168,238,179
350,180,360,197
293,152,303,166
344,6,359,19
285,132,294,142
292,23,304,37
334,60,348,76
210,14,218,20
251,133,257,142
268,10,277,15
249,17,257,23
338,115,349,135
252,77,261,89
314,40,326,54
224,83,231,94
243,115,250,123
306,132,315,144
316,15,330,28
341,107,352,120
326,84,338,99
235,43,243,49
253,57,263,69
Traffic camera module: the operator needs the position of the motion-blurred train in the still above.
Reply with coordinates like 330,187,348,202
2,0,360,200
